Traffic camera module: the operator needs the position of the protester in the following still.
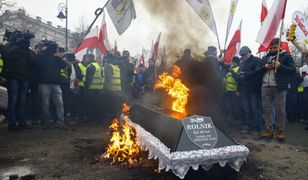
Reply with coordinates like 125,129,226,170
299,53,308,130
85,54,104,121
35,40,67,129
237,46,263,134
118,50,134,102
1,30,36,131
223,57,243,122
104,55,122,119
142,58,156,94
65,54,82,119
257,38,296,140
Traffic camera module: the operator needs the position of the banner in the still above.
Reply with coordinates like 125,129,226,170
224,0,239,49
106,0,136,35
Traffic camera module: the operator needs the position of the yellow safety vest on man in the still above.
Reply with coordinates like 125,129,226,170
298,84,304,93
108,64,121,91
88,62,104,90
78,63,86,87
225,66,239,92
0,58,3,74
60,67,68,79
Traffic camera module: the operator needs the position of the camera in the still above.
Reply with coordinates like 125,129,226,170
3,29,35,49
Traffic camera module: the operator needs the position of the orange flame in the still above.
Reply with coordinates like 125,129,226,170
155,65,190,115
103,103,139,164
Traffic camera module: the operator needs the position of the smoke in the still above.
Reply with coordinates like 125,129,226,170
140,0,213,62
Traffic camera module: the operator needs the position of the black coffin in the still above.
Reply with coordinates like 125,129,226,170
129,105,238,152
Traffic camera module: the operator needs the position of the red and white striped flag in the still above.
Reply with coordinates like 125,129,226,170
256,0,287,48
73,26,99,61
260,0,268,23
98,12,111,55
224,21,242,64
152,32,161,61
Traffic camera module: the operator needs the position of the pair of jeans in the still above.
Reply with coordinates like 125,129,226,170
241,93,263,131
262,86,287,130
39,84,64,125
7,78,29,126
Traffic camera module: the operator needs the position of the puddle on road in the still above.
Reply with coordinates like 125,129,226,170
0,166,34,180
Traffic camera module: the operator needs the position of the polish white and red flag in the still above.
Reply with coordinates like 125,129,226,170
140,53,145,67
152,32,161,61
256,0,287,49
73,26,99,61
260,0,268,23
224,21,242,64
98,12,111,55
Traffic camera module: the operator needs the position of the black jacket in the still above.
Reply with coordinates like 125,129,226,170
35,53,67,85
1,43,36,81
237,55,262,94
256,52,296,91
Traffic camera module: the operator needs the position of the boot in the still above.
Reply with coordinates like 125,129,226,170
260,128,273,138
276,130,285,141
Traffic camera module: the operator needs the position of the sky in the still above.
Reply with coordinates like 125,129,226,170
10,0,308,56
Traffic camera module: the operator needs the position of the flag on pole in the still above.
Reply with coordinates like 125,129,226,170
98,12,111,55
73,26,99,61
106,0,136,35
186,0,219,38
152,32,161,61
260,0,268,22
256,0,288,48
140,53,145,67
224,0,239,49
224,21,242,64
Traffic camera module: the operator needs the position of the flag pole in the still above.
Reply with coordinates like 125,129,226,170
76,0,110,50
275,18,284,73
216,34,222,56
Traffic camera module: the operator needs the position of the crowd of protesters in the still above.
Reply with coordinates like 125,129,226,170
0,30,307,141
218,38,308,141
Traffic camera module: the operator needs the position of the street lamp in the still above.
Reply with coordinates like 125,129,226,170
57,0,68,51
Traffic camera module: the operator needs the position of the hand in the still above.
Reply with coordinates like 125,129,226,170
265,63,275,70
236,91,240,96
273,61,281,69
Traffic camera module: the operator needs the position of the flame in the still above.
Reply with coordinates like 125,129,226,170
155,65,190,115
103,103,139,164
122,102,131,116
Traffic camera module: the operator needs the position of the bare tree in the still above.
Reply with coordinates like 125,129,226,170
71,16,89,47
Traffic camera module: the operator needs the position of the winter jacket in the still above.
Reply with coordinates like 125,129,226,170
237,55,262,95
256,52,296,91
36,53,67,85
1,43,36,81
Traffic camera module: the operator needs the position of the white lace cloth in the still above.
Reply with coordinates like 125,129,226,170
127,119,249,179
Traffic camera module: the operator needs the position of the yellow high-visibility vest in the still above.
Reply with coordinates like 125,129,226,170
298,84,304,92
105,64,121,91
78,63,86,87
60,67,68,78
88,62,104,90
225,66,239,92
0,58,3,74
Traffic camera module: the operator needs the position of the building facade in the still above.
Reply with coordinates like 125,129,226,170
0,9,78,51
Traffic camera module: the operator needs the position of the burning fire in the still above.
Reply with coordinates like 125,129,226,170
155,65,190,115
103,103,140,164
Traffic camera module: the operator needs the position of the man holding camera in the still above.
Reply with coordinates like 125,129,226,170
258,38,296,140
